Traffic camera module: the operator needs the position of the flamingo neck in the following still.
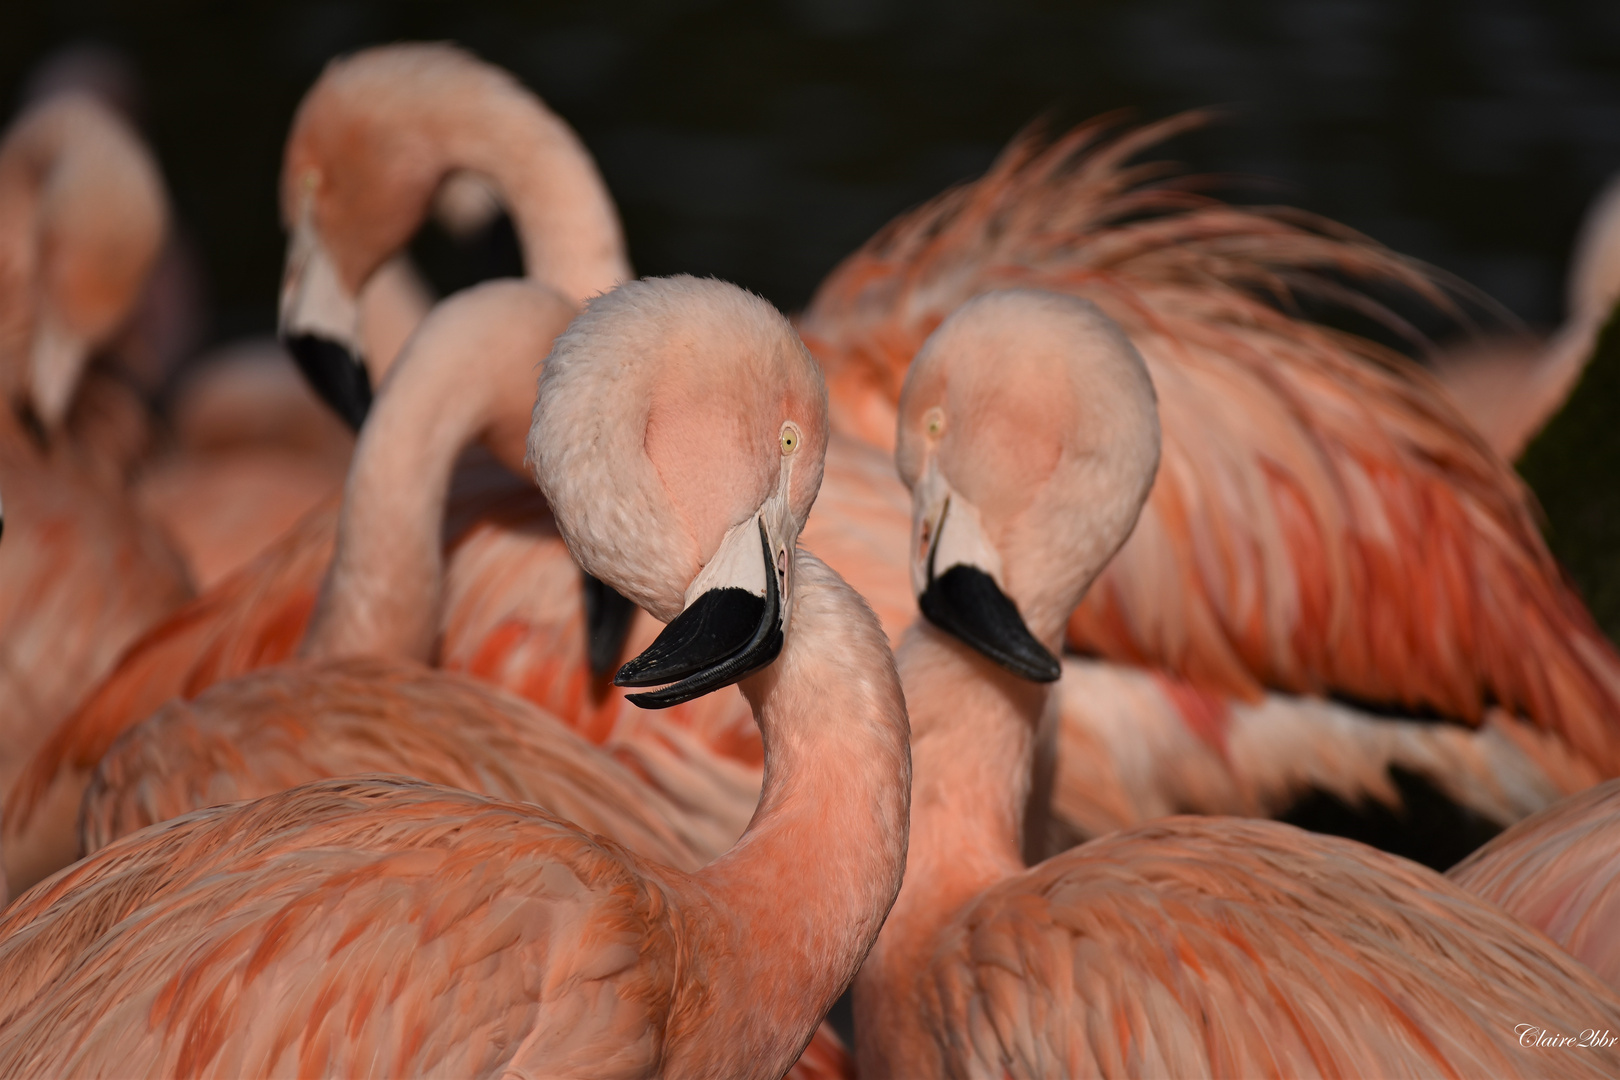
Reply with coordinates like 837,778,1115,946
441,90,630,306
299,283,558,662
854,622,1048,1077
666,551,910,1080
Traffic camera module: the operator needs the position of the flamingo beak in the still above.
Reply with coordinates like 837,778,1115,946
28,311,91,433
279,218,371,431
615,516,789,708
912,468,1060,683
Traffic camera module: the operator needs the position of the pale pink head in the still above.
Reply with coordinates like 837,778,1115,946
0,93,167,428
530,275,828,706
277,42,628,429
895,290,1160,672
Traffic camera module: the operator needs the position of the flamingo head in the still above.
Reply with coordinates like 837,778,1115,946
277,44,506,430
3,94,167,432
895,290,1161,679
530,275,828,708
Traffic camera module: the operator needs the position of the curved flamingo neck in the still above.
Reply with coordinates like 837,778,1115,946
439,87,630,306
664,551,910,1078
300,283,565,662
854,622,1048,1077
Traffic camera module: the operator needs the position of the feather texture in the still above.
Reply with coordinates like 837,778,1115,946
1450,778,1620,993
800,115,1620,775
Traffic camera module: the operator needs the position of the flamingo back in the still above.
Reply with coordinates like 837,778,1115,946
1450,778,1620,992
914,816,1620,1078
800,114,1620,776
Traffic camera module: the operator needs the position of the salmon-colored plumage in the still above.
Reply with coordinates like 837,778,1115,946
1449,778,1620,993
0,277,902,1079
801,115,1620,780
0,93,190,797
857,289,1620,1078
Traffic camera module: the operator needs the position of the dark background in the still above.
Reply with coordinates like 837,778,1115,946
6,0,1620,344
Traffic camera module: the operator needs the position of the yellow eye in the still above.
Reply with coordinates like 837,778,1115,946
780,423,800,455
924,407,945,437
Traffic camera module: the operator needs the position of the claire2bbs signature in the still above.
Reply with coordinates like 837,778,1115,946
1517,1025,1620,1049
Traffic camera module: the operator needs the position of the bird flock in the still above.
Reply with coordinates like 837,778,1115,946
0,39,1617,1079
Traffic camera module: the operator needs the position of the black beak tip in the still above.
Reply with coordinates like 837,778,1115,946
919,564,1063,683
615,521,785,708
282,332,373,432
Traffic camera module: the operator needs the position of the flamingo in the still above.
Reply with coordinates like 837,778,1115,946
0,92,191,794
855,288,1620,1077
277,41,629,423
0,42,634,895
799,116,1620,858
66,278,854,1075
1432,172,1620,461
0,275,906,1080
1448,778,1620,994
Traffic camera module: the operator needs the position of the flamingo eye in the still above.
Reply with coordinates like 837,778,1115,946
780,423,800,456
924,408,945,437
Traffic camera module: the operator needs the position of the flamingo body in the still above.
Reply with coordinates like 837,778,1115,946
1450,778,1620,993
890,815,1620,1078
802,117,1620,779
0,277,903,1080
857,290,1620,1078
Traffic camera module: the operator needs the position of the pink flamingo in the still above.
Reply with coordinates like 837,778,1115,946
800,116,1620,852
68,278,853,1074
0,42,632,893
278,41,629,423
1449,778,1620,993
0,93,191,793
0,276,904,1079
75,280,751,861
1432,172,1620,461
855,288,1620,1077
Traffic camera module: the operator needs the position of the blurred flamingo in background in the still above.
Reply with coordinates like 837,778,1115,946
855,289,1620,1078
16,42,435,593
0,43,641,895
0,277,894,1080
0,92,191,794
1433,173,1620,462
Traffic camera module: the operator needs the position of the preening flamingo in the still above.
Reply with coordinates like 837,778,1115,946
0,276,905,1080
799,115,1620,857
854,288,1620,1077
1449,777,1620,993
1433,172,1620,461
0,93,191,795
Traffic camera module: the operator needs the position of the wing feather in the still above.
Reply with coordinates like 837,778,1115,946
800,116,1620,772
924,818,1620,1078
0,778,674,1079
